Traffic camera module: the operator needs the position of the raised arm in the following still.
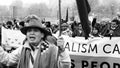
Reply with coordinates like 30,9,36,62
0,46,23,66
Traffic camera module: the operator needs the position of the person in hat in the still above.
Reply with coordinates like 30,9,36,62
0,15,71,68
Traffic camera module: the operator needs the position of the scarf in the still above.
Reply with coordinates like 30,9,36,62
17,42,59,68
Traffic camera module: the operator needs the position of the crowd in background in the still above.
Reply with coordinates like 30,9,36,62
1,13,120,39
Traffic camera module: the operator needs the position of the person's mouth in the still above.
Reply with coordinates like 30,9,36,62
29,36,36,41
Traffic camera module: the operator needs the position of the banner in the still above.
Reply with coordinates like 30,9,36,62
62,36,120,68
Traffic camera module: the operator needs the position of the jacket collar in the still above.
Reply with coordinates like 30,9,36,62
23,40,45,51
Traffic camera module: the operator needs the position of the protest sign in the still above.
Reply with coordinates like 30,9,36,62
2,27,25,48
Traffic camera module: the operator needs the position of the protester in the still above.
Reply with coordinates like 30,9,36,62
19,21,25,29
12,19,19,30
51,24,59,34
55,23,72,37
0,15,71,68
98,20,110,37
90,27,99,37
71,21,84,37
5,21,13,29
108,19,120,37
44,21,52,34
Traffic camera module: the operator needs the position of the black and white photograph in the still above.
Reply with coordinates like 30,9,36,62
0,0,120,68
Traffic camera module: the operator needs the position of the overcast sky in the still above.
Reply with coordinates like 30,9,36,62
0,0,49,6
1,0,120,7
0,0,75,7
98,0,120,6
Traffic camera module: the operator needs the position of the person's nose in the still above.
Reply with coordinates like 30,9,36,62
29,29,35,34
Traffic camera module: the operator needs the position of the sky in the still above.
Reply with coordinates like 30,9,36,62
1,0,120,7
98,0,120,6
0,0,75,7
0,0,49,6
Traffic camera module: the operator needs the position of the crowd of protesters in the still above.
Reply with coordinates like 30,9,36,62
1,13,120,52
2,14,120,39
2,19,25,30
90,14,120,38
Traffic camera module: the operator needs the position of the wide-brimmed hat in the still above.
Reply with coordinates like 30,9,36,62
20,15,51,37
61,23,69,27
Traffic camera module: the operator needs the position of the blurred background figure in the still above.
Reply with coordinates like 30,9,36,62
55,22,72,37
19,21,25,29
108,19,120,37
5,21,13,29
71,21,84,37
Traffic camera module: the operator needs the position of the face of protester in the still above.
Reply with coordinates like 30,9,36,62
61,26,68,31
26,28,44,45
111,22,117,30
78,24,82,30
92,28,98,34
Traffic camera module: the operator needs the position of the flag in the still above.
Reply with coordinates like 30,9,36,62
76,0,91,39
85,0,91,13
65,8,68,22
